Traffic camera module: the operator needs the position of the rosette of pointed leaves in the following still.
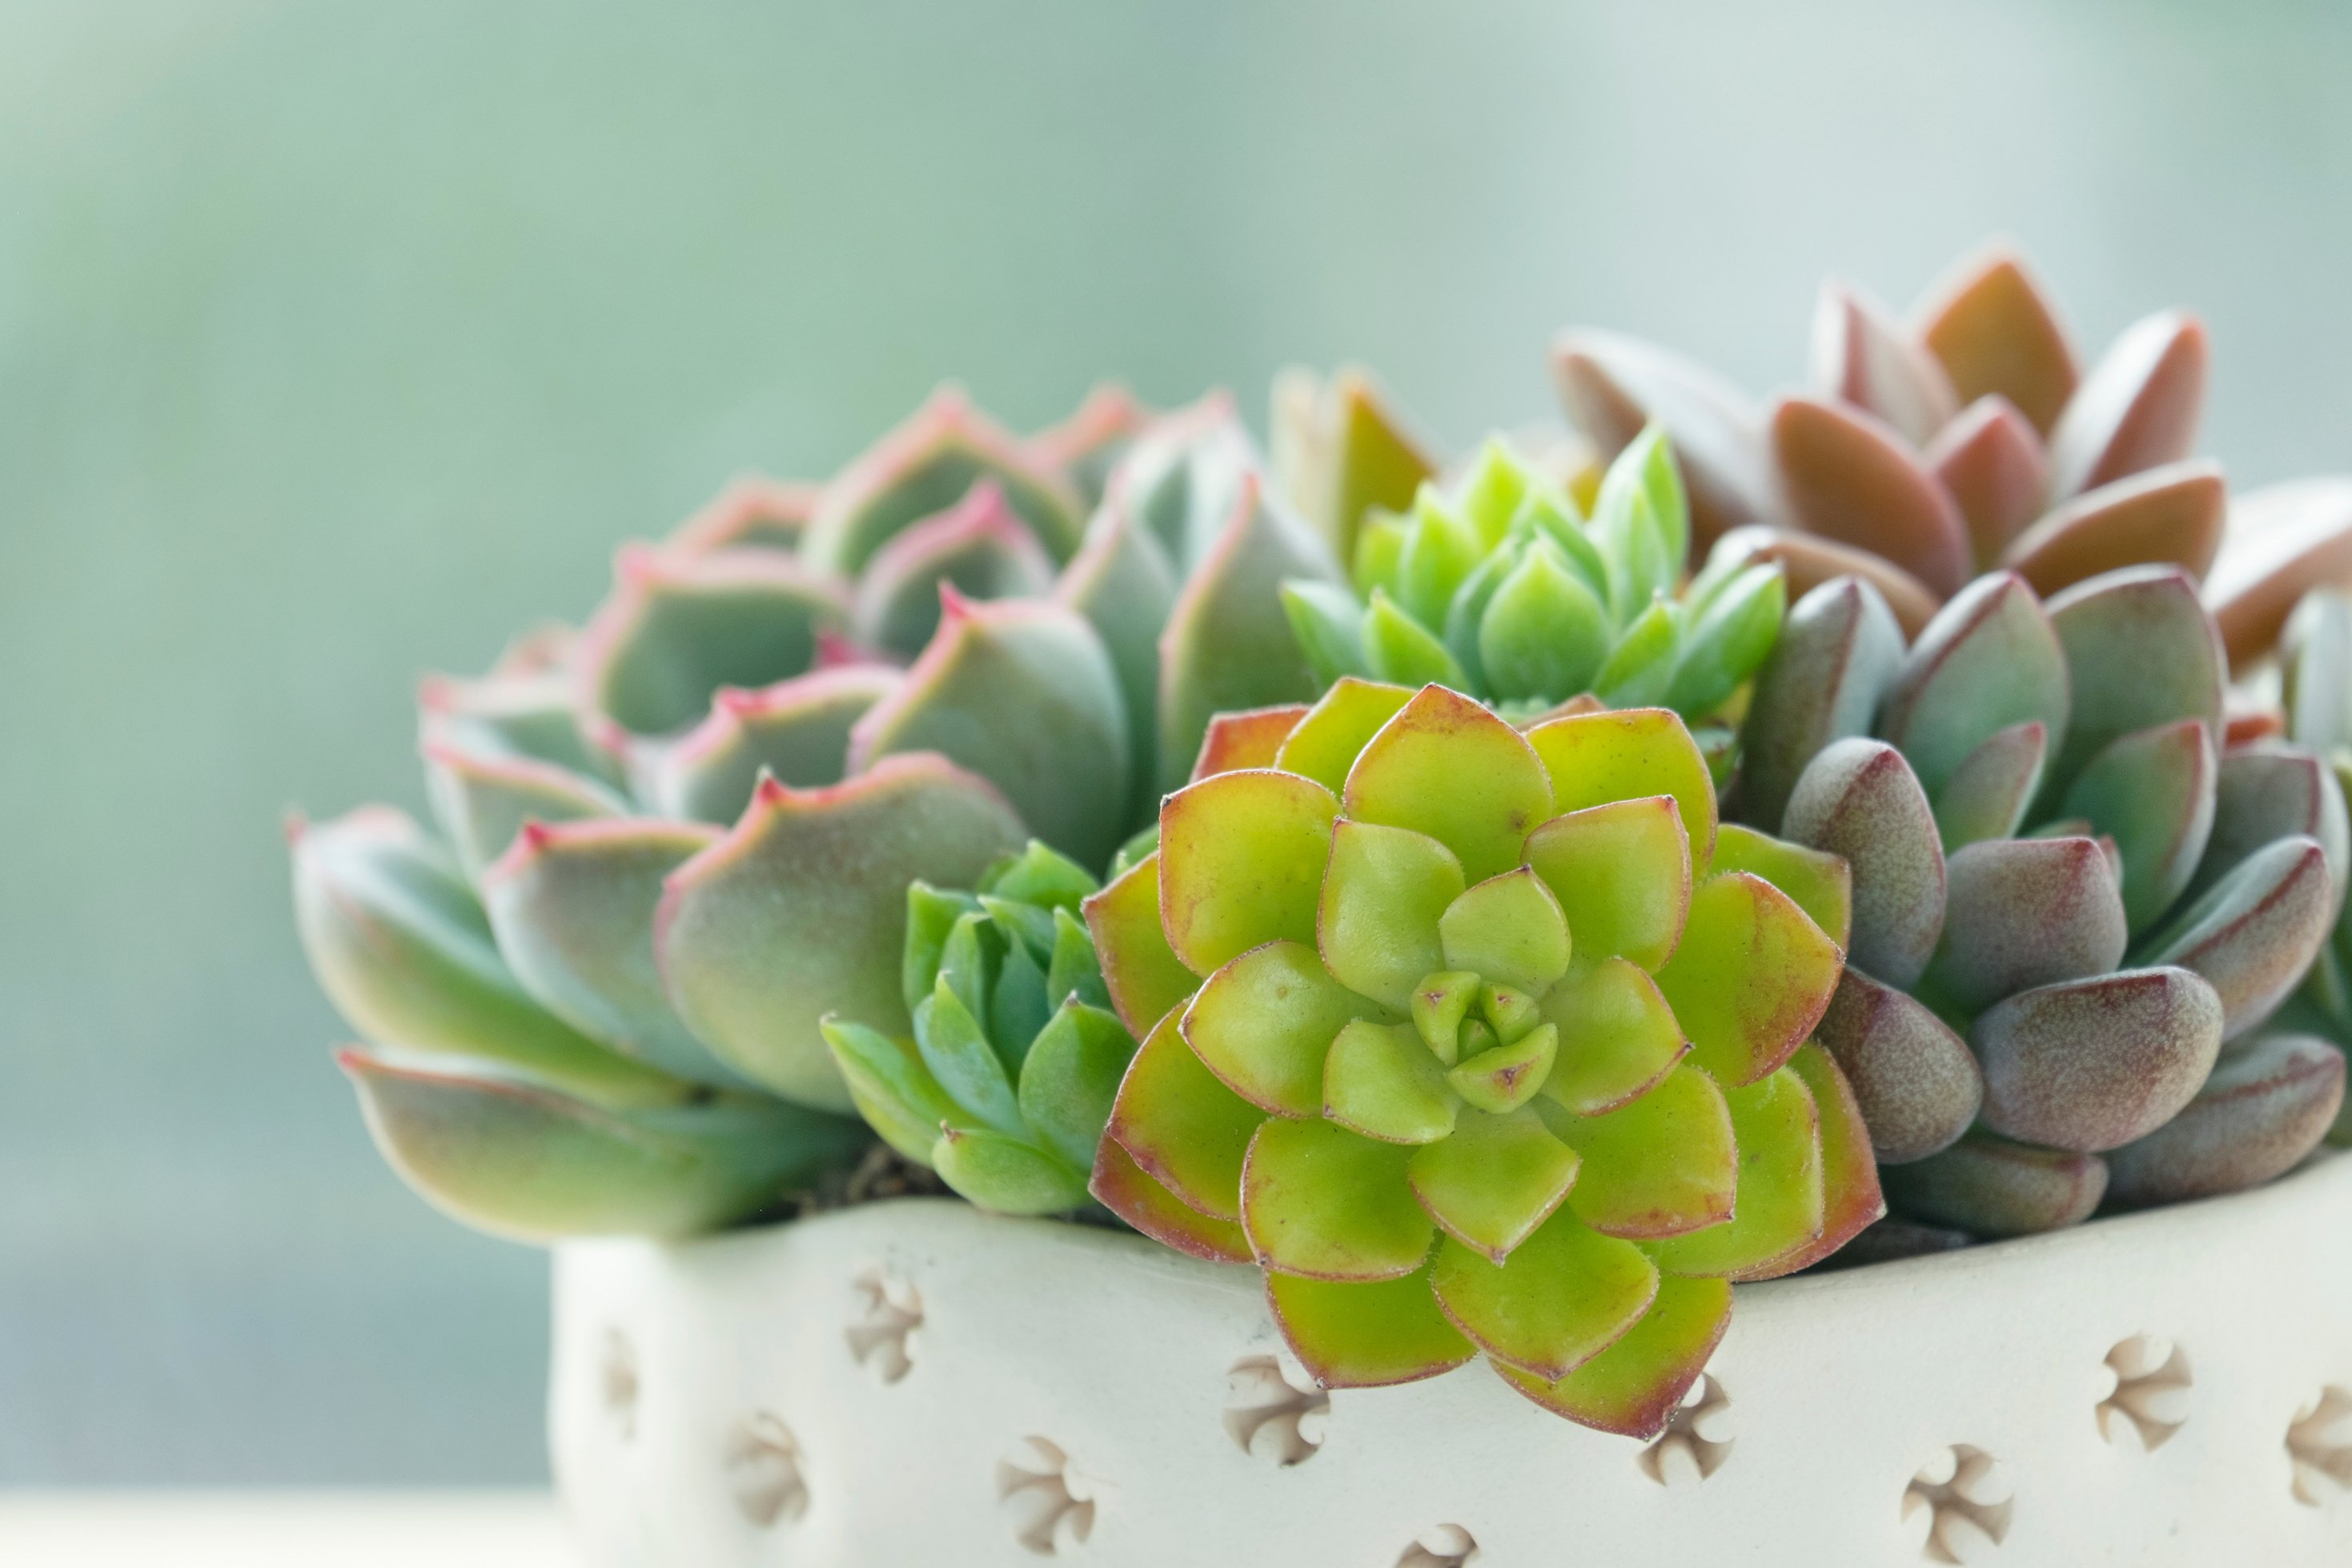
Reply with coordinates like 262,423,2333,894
1553,242,2338,653
821,842,1138,1214
1739,563,2348,1235
1081,680,1879,1437
1278,430,1785,732
296,386,1343,1240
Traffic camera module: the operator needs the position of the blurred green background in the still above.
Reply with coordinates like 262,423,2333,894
6,0,2350,1482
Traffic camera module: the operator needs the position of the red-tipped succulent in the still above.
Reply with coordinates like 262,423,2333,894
295,384,1344,1240
1083,680,1876,1436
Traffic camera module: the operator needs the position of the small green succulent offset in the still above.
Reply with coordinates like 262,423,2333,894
1082,679,1879,1437
1279,427,1786,736
1736,563,2348,1236
821,842,1138,1215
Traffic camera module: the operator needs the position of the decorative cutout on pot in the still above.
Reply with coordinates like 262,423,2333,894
846,1265,922,1384
1638,1374,1732,1485
997,1435,1096,1556
725,1411,809,1526
1902,1445,2013,1563
2096,1334,2189,1450
1223,1354,1330,1466
1394,1524,1479,1567
2288,1386,2352,1506
601,1327,638,1441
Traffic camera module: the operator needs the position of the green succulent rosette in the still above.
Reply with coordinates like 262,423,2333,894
292,385,1343,1241
820,842,1137,1215
1278,427,1785,749
1081,680,1878,1437
1738,563,2348,1236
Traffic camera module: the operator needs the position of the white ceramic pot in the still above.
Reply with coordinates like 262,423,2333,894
552,1153,2352,1566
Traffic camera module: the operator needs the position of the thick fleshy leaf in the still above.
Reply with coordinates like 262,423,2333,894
1317,820,1463,1011
1782,740,1946,989
1406,1109,1583,1261
1111,392,1258,569
1812,279,1960,446
1477,543,1612,702
1158,769,1339,976
1644,1065,1824,1276
2045,564,2226,789
423,745,628,878
2139,836,2337,1041
1242,1117,1431,1281
1266,1267,1474,1388
932,1125,1090,1215
339,1049,865,1241
1736,575,1907,832
2046,310,2209,500
1816,968,1981,1164
2193,746,2350,900
911,980,1022,1136
1081,852,1199,1039
1156,470,1343,791
820,1016,961,1161
1523,797,1692,972
1551,328,1773,555
2104,1033,2346,1208
1058,505,1181,820
291,808,687,1109
656,757,1025,1111
480,819,745,1089
1447,1023,1559,1114
1752,1042,1886,1277
1391,491,1483,628
1439,868,1571,995
1883,1131,2107,1237
1183,941,1378,1117
1344,684,1552,884
1655,873,1841,1086
803,387,1082,574
1704,524,1942,640
1926,396,2049,568
1933,720,2047,850
1274,678,1414,795
666,475,819,555
1088,1137,1252,1264
576,547,849,736
1769,394,1972,599
1538,957,1690,1114
1030,382,1150,507
1914,245,2080,435
2283,590,2352,756
1279,579,1372,688
2061,719,2217,933
1269,364,1439,567
1667,562,1786,718
1880,572,2071,797
2206,479,2352,668
2001,460,2224,599
1104,1009,1265,1225
1591,599,1680,708
1428,1212,1657,1380
1324,1020,1461,1144
849,593,1129,871
1527,706,1718,860
1017,1000,1136,1170
417,668,617,786
1930,836,2129,1014
849,481,1059,657
1973,967,2223,1152
645,668,898,824
1189,704,1310,782
1704,824,1852,948
1543,1062,1736,1239
1495,1273,1732,1439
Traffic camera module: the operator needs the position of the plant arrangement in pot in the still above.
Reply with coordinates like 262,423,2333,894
288,249,2352,1566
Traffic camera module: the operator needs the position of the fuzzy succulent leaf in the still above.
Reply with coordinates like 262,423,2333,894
1769,394,1973,599
1879,572,2071,798
1915,247,2081,436
1783,739,1946,990
423,745,629,878
1270,366,1439,568
1883,1131,2107,1238
1971,967,2223,1153
2043,565,2224,795
643,667,899,824
849,480,1060,658
1815,968,1981,1164
2102,1033,2346,1208
1735,576,1906,832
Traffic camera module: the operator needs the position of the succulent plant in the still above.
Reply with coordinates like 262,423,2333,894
1277,429,1786,736
2266,587,2352,1145
821,841,1138,1214
1739,563,2347,1235
1554,239,2352,667
295,385,1345,1239
1082,680,1878,1436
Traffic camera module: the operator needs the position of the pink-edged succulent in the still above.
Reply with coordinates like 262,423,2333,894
1081,680,1877,1437
1738,563,2347,1236
295,384,1344,1239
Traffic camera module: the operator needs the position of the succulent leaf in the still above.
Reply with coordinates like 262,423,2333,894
1768,394,1973,599
1185,941,1382,1116
1269,365,1438,567
1427,1210,1657,1380
1878,572,2070,797
1544,1063,1736,1239
1080,852,1198,1039
1913,245,2081,436
1815,968,1981,1164
1264,1268,1475,1389
1972,967,2223,1152
2102,1033,2346,1208
1495,1272,1732,1438
1188,704,1310,782
1653,872,1841,1086
2206,479,2352,669
2044,564,2224,792
1930,836,2129,1014
1925,396,2049,568
1735,575,1907,832
1812,279,1960,447
644,668,899,824
1933,720,2048,851
1644,1065,1824,1277
1883,1130,2107,1237
1551,327,1774,555
2045,310,2208,501
1782,739,1947,989
1089,1137,1253,1263
2137,835,2336,1041
423,745,628,878
1056,503,1181,817
1317,820,1463,1010
2059,718,2216,933
1999,459,2224,599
